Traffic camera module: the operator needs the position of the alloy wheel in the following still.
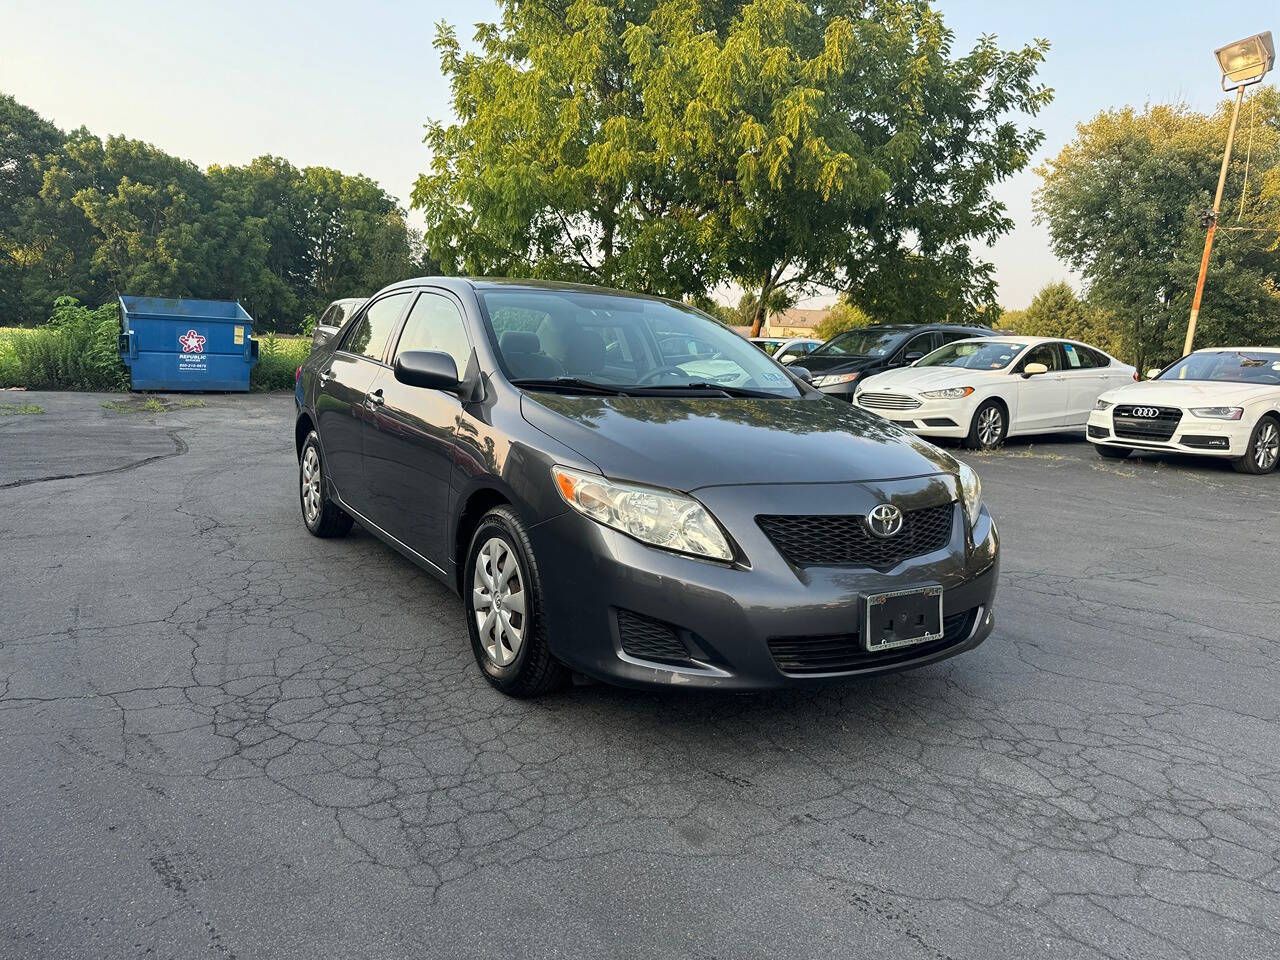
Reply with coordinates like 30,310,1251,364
472,537,527,666
1256,420,1279,471
301,446,322,524
977,407,1003,448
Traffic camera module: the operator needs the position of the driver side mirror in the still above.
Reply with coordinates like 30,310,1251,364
1021,362,1049,379
1145,368,1162,380
789,366,814,383
395,350,462,393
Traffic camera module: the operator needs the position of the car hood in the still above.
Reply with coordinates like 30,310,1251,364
1099,379,1279,406
859,366,1005,392
520,393,959,491
795,353,882,374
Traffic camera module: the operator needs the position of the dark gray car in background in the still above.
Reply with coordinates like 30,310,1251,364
294,278,999,696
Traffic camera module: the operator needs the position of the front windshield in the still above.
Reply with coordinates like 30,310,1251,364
918,341,1027,370
810,329,903,358
478,289,802,397
1157,351,1280,385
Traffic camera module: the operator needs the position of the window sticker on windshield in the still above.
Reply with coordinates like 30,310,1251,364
762,372,785,383
1273,362,1280,371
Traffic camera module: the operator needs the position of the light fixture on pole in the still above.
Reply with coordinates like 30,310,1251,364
1182,31,1274,357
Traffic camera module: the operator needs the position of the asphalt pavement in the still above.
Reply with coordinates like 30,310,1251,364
1,391,1278,960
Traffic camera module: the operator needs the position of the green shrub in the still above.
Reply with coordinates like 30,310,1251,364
0,298,129,391
250,331,310,391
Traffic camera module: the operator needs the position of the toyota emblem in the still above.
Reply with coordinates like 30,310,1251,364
1131,406,1161,418
867,503,904,538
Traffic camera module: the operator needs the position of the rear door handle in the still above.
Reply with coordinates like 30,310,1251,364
367,388,384,407
318,369,334,386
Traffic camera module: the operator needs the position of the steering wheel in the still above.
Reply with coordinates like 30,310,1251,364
637,365,691,385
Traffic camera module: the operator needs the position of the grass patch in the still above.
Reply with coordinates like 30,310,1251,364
251,332,310,391
101,396,207,414
0,402,45,415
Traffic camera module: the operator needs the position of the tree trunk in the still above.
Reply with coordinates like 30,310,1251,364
749,274,774,338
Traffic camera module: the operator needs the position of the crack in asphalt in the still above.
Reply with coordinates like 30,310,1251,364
0,427,189,489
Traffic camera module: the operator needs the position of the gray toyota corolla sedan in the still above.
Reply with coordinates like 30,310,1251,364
294,278,999,696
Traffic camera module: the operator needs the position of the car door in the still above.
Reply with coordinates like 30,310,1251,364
362,289,473,568
1011,342,1071,431
314,291,412,510
1058,341,1103,426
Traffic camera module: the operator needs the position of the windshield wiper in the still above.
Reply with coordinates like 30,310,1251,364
640,382,782,399
510,377,632,396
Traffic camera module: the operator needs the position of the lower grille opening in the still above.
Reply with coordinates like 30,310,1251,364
1180,434,1230,449
768,607,980,676
923,417,958,427
616,609,694,665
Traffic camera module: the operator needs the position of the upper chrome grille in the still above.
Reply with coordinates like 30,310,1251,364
858,392,922,411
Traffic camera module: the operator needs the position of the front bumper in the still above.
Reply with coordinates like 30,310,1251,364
528,478,999,690
1086,409,1251,458
853,393,977,439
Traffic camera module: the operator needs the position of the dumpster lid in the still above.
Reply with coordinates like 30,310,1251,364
118,295,253,325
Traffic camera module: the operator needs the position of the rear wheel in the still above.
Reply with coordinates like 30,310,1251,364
1233,415,1279,475
299,432,353,537
963,400,1007,450
1095,444,1131,460
464,506,569,697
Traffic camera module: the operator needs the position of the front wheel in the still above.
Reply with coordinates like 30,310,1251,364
464,506,569,697
1233,415,1280,474
963,400,1007,450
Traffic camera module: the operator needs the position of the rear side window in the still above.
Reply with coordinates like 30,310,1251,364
394,292,472,376
342,293,411,361
1061,342,1097,369
1088,347,1111,367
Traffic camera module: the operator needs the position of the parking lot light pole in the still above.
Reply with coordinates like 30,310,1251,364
1183,31,1275,358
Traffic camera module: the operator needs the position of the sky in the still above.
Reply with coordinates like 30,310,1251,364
1,0,1275,309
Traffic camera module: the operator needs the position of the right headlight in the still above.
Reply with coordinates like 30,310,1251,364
812,372,860,387
955,459,982,529
551,466,733,561
1094,399,1112,411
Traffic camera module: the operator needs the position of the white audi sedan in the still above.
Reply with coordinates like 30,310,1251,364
1087,347,1280,474
854,336,1135,449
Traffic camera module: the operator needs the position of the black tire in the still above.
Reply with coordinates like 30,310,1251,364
1232,414,1280,475
963,400,1007,450
299,431,353,538
1095,444,1131,460
463,506,569,697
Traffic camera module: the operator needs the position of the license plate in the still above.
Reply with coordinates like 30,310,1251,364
864,586,943,651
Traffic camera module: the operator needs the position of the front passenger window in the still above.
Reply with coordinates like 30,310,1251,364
395,292,472,377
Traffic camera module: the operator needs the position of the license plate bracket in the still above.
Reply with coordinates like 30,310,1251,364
864,585,944,652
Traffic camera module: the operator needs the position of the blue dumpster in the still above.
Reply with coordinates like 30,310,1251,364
118,295,259,392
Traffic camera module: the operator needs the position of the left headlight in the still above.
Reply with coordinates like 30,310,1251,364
955,459,982,529
1190,406,1244,420
921,386,974,400
551,466,733,561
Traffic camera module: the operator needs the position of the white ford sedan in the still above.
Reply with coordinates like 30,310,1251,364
854,337,1136,449
1087,347,1280,474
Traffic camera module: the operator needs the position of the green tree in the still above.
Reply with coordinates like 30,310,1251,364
813,297,872,340
1003,281,1124,357
414,0,1051,335
1035,91,1280,371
